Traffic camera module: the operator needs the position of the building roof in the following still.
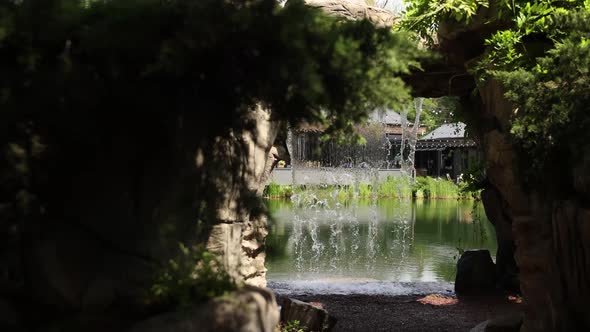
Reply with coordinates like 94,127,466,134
294,121,325,133
420,122,467,140
296,109,425,133
368,108,402,125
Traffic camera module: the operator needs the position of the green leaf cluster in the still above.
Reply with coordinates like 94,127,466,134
411,97,462,131
281,320,304,332
473,1,584,79
401,0,590,188
400,0,488,44
147,243,237,308
496,10,590,185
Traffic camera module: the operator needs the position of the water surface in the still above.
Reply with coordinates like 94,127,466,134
266,199,496,285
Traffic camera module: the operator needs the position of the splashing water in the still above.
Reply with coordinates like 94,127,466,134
399,98,423,179
284,100,424,279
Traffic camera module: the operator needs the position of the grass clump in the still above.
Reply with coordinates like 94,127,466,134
263,176,480,200
263,182,293,198
377,176,412,198
412,177,459,199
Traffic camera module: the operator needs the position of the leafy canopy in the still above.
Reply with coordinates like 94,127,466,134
0,0,426,144
401,0,590,188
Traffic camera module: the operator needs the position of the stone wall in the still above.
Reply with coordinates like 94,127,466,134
0,103,280,329
202,105,280,287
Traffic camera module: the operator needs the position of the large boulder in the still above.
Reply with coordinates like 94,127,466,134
280,298,336,332
455,250,496,295
127,286,280,332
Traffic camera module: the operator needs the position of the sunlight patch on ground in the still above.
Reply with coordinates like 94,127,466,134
417,294,458,306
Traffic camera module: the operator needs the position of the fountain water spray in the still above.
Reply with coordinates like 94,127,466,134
284,100,422,278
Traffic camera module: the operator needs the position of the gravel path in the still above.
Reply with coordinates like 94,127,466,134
277,293,522,332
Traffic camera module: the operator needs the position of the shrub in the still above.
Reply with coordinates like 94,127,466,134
282,320,304,332
147,243,237,308
263,176,480,200
377,176,412,198
263,182,293,198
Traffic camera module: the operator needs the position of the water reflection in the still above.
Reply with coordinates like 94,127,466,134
265,199,496,282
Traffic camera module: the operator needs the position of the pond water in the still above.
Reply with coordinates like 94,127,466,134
265,198,496,286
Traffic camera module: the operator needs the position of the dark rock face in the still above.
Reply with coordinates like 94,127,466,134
203,106,280,288
280,298,337,332
403,6,590,330
471,81,590,332
455,250,497,295
481,187,519,293
0,107,280,329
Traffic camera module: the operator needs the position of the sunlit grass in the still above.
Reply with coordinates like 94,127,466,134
263,176,479,200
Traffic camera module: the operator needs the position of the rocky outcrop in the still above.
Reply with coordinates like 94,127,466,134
128,286,280,332
203,105,280,287
461,57,590,332
280,298,337,332
404,6,590,330
301,0,397,27
455,250,497,295
0,103,281,328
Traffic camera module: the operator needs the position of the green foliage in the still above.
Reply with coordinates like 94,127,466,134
400,0,586,79
264,181,294,198
456,158,487,193
413,97,463,132
147,243,237,308
281,320,305,332
493,9,590,186
0,0,426,143
377,175,413,198
401,0,590,189
400,0,488,44
472,1,584,80
0,0,429,272
413,176,460,199
357,183,372,198
263,175,479,200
